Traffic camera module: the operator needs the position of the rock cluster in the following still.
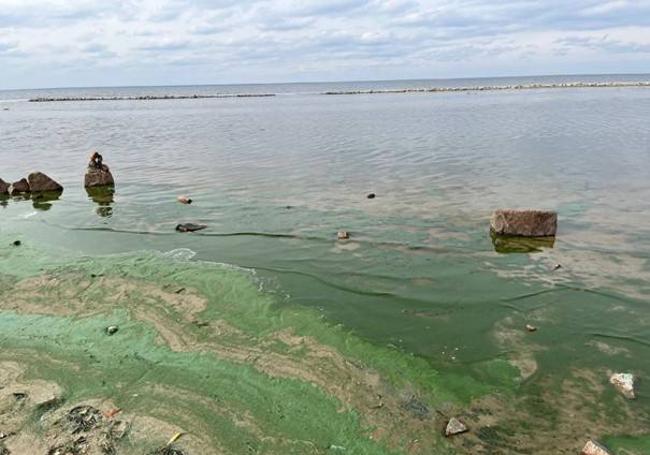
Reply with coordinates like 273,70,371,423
490,209,557,237
1,173,64,196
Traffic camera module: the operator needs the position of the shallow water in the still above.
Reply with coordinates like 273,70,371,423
1,75,650,453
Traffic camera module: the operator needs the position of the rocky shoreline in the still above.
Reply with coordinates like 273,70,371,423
29,93,276,102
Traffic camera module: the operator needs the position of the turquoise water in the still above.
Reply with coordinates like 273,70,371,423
1,75,650,453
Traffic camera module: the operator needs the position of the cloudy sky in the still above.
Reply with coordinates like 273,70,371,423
1,0,650,89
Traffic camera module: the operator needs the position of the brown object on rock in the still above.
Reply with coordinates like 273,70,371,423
580,439,612,455
9,178,30,195
337,231,350,240
28,172,63,193
490,209,557,237
85,152,115,188
444,417,468,436
0,178,8,194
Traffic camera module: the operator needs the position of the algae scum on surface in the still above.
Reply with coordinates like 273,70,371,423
1,241,649,455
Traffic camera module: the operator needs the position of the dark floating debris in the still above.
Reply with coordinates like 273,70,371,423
176,223,207,233
30,93,276,102
12,240,21,246
366,193,376,199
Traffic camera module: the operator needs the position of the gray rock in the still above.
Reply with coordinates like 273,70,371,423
0,178,8,194
176,223,207,233
580,439,612,455
490,209,557,237
106,325,119,335
337,231,350,240
28,172,63,193
85,166,115,188
445,417,468,436
9,178,30,195
609,372,635,399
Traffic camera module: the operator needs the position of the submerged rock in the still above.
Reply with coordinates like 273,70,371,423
490,209,557,237
580,439,612,455
0,178,8,194
444,417,468,436
27,172,63,193
9,178,30,195
85,152,115,188
525,324,537,332
106,326,119,336
337,231,350,240
609,372,635,399
176,223,207,233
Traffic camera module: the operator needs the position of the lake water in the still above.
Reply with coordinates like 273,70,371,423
1,75,650,454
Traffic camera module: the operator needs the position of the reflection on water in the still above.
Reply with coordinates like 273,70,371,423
31,191,63,211
85,186,114,218
490,232,555,253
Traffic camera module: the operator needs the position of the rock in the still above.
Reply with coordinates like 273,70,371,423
12,240,21,246
580,439,612,455
27,172,63,193
0,178,8,194
445,417,468,436
85,166,115,187
9,178,30,195
553,263,562,271
337,231,350,240
609,372,635,399
105,326,119,336
525,324,537,332
175,223,207,233
490,209,557,237
177,195,192,204
367,193,376,199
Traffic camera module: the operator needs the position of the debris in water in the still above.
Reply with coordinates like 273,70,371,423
580,439,613,455
167,432,184,445
609,372,636,399
337,231,350,240
525,324,537,332
67,405,103,433
445,417,468,436
105,326,119,336
553,263,562,271
177,195,192,204
175,223,207,233
367,193,376,199
12,240,20,246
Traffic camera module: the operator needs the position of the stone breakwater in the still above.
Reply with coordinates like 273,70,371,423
29,93,276,102
322,81,650,95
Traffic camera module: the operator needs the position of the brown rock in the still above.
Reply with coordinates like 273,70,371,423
580,439,612,455
9,178,30,195
490,209,557,237
0,178,8,194
84,165,115,188
27,172,63,193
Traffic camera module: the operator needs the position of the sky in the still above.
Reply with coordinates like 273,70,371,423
1,0,650,89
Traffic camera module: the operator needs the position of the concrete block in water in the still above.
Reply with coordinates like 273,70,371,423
490,209,557,237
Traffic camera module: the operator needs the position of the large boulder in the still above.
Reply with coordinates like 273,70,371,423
85,166,114,188
609,372,635,399
490,209,557,237
0,178,8,194
9,178,30,195
28,172,63,193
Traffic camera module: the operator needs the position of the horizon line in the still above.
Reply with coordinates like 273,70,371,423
2,71,650,93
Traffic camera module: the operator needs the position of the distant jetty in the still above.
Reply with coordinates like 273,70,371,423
322,81,650,95
29,93,276,102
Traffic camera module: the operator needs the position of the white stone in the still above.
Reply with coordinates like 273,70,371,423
609,372,635,399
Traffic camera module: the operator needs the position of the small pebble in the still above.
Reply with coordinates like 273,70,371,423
337,231,350,240
525,324,537,332
106,326,119,336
